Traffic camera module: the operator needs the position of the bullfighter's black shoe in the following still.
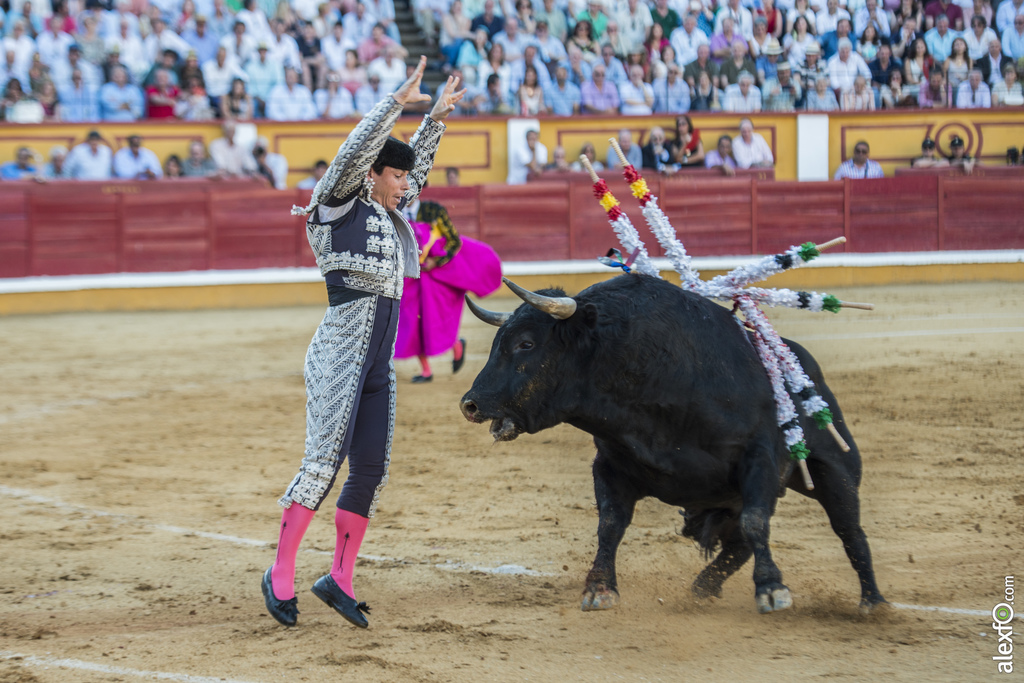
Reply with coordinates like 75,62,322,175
262,567,298,626
452,338,467,374
311,574,370,628
411,374,433,383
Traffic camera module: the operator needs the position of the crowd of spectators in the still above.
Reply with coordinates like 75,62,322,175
1,0,1021,123
0,0,416,122
426,0,1024,115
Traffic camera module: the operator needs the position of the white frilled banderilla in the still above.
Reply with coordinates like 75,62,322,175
577,140,878,490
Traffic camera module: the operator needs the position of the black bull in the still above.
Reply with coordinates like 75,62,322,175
459,274,886,614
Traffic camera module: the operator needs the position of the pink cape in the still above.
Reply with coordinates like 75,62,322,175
395,221,503,360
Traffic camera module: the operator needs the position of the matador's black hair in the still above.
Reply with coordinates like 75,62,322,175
372,137,416,174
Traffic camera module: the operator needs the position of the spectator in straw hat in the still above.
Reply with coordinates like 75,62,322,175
756,38,783,83
762,60,803,110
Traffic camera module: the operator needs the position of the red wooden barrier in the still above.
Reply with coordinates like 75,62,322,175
1,176,1022,280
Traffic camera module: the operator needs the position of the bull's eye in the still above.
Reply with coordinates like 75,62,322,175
516,340,534,351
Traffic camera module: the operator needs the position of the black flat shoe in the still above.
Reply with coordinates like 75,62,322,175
411,374,433,383
262,567,298,626
452,338,467,374
310,574,370,628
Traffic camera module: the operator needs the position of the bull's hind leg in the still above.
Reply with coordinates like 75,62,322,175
807,456,887,613
582,451,640,611
691,524,752,600
739,440,791,614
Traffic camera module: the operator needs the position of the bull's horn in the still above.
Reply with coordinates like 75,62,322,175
466,295,511,327
503,277,578,320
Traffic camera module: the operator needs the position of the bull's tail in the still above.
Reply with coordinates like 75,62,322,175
679,508,739,560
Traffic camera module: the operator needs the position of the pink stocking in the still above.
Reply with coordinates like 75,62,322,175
270,504,315,600
331,508,369,598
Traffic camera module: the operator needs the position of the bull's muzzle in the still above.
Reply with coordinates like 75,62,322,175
460,397,483,423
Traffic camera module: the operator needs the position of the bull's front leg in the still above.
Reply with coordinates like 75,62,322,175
582,451,640,611
739,439,792,614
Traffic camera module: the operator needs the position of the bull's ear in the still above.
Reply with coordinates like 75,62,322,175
581,303,598,329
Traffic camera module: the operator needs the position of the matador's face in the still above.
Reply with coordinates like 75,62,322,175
369,166,410,211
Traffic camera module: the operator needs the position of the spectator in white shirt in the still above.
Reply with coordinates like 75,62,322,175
112,135,163,180
144,17,193,63
3,21,36,77
815,0,850,36
715,0,755,41
202,45,248,101
344,2,377,45
63,131,113,180
107,20,149,82
723,71,762,111
617,0,653,53
236,0,272,43
955,68,991,106
618,63,654,114
367,44,406,92
208,120,257,177
51,44,102,92
732,117,774,168
508,128,547,184
670,12,709,67
315,70,356,118
266,18,302,72
322,21,356,71
101,0,142,40
853,0,890,39
36,16,73,66
221,19,259,65
265,67,317,120
492,16,532,62
828,37,871,92
354,72,386,113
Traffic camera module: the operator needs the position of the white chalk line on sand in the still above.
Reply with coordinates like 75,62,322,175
1,651,256,683
5,485,1018,620
891,603,1024,621
0,486,549,577
795,326,1024,342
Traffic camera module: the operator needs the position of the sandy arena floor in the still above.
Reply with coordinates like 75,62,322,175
0,280,1022,683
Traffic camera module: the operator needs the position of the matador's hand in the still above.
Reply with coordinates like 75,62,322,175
393,56,431,106
430,74,467,122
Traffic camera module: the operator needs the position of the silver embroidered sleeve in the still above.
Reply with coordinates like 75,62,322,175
292,95,404,216
404,115,447,203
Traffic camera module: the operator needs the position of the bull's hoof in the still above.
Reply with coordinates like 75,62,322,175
755,587,792,614
691,578,723,601
581,586,620,611
859,598,891,617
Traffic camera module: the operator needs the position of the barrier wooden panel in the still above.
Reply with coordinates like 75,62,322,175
477,181,571,261
122,191,210,273
2,176,1024,280
756,181,846,255
942,178,1024,250
658,177,754,255
0,190,29,278
848,176,940,252
29,189,120,275
209,189,307,270
420,186,482,240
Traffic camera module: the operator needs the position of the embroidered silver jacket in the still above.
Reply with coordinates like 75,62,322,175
295,95,447,299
